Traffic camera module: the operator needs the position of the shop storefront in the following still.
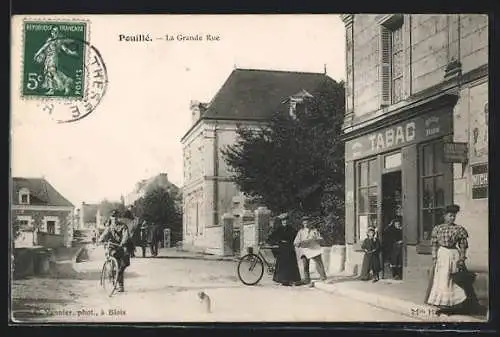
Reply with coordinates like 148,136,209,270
344,98,457,280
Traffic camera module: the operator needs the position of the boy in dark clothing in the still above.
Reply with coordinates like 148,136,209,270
359,228,381,282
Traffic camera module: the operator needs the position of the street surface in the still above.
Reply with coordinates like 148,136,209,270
11,251,419,322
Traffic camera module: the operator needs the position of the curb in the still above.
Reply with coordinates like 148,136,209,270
313,282,486,323
155,255,238,262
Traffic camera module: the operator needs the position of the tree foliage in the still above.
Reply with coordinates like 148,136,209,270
98,199,126,219
222,78,345,244
133,186,183,242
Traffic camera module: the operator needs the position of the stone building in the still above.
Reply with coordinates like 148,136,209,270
75,202,103,230
11,177,75,248
181,68,337,254
340,15,488,282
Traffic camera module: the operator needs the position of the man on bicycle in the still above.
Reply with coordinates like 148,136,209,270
98,210,131,292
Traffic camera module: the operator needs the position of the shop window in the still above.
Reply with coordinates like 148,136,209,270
419,140,452,242
356,158,379,241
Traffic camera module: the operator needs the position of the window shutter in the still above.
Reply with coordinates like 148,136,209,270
379,26,391,107
55,220,61,235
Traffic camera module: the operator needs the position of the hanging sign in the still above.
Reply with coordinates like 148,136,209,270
443,142,468,163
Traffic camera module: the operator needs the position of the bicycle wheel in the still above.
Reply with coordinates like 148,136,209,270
237,254,264,286
101,257,119,297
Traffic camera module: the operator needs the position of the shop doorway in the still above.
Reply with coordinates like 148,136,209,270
381,170,404,280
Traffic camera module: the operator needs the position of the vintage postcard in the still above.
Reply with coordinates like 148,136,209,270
10,14,489,324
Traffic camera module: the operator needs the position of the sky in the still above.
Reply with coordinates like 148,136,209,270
11,14,346,206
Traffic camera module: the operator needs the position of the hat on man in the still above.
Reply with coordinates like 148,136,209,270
277,213,288,220
444,204,460,214
110,210,119,217
301,215,311,221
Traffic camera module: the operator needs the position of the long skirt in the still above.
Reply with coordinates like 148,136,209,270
273,244,301,285
359,252,380,280
425,247,467,307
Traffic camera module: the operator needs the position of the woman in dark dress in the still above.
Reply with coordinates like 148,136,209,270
267,213,302,286
383,216,403,279
359,228,381,282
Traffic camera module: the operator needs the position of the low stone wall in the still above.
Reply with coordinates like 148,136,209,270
203,226,223,255
13,247,55,279
37,232,65,248
296,246,346,279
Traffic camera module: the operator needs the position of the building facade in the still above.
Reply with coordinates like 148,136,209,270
75,202,103,230
182,68,337,254
12,177,75,248
341,14,488,280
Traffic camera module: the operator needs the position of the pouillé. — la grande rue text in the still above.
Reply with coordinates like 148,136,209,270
118,33,221,42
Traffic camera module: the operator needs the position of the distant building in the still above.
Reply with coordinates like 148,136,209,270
11,177,75,248
181,68,339,254
124,173,181,208
74,202,103,230
341,15,488,279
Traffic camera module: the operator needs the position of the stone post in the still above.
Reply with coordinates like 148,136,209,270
222,213,234,256
254,206,271,244
240,210,255,257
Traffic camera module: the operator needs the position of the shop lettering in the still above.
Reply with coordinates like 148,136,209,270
368,122,416,151
426,126,440,136
472,173,488,186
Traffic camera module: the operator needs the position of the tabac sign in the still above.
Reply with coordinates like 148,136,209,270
346,110,452,161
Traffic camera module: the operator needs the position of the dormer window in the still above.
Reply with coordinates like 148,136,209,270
19,188,30,204
287,89,313,119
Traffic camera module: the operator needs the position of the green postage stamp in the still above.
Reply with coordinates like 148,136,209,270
20,19,108,123
22,21,87,99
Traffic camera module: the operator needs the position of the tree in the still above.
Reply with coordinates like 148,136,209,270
222,78,345,244
133,186,183,243
98,199,126,219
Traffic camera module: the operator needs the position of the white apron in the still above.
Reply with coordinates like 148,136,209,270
426,247,467,307
294,228,323,259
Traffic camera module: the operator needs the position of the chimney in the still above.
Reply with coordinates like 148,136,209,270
190,100,201,124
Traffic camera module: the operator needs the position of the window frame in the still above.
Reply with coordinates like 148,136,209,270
418,139,453,247
16,215,33,230
18,188,30,205
355,157,380,243
46,221,56,235
390,24,404,104
42,216,61,235
379,15,405,107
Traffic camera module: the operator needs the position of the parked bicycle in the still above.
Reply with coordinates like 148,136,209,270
100,241,121,297
237,244,279,286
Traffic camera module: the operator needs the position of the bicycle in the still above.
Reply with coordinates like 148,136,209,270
237,244,279,286
100,241,121,297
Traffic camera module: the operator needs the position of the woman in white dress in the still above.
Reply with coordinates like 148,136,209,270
425,204,470,315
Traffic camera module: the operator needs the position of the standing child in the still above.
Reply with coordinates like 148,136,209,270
359,228,381,282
